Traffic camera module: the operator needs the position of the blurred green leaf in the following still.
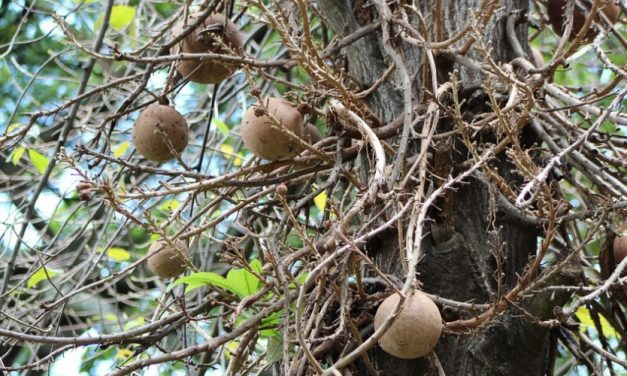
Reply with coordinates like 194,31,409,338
286,232,303,248
7,123,21,133
219,143,244,166
116,348,134,360
113,141,130,158
27,149,49,174
259,311,281,337
159,199,180,211
122,316,144,331
154,2,177,16
10,146,25,165
250,258,262,274
266,336,283,363
313,191,327,212
236,308,281,337
99,247,131,262
28,267,59,288
289,271,309,288
576,306,617,338
95,5,136,32
213,118,230,137
130,226,149,244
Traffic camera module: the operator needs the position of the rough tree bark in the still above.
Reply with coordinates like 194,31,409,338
316,1,576,375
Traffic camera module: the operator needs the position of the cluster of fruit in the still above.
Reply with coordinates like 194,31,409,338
132,13,323,165
129,2,622,361
132,97,321,165
131,13,323,279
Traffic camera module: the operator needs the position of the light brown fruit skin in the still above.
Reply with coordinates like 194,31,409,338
147,239,190,278
132,104,189,162
547,0,619,42
171,13,243,84
613,226,627,276
303,123,323,144
374,290,442,359
240,98,305,161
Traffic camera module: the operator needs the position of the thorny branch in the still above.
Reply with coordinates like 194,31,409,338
0,0,625,375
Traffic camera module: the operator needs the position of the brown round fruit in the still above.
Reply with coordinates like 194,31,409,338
303,123,323,144
147,239,190,278
171,13,243,84
374,289,442,359
132,104,189,162
240,97,305,161
547,0,619,42
613,226,627,273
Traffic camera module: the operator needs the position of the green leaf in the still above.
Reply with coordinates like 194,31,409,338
159,199,180,211
99,247,131,262
219,143,243,166
28,267,59,288
313,191,327,212
95,5,136,32
266,336,283,363
259,311,281,337
7,123,21,133
173,261,262,297
286,232,303,248
576,306,617,338
250,258,262,274
10,146,25,165
113,141,130,158
236,308,280,337
294,66,310,83
101,313,118,322
109,5,135,31
116,348,134,360
225,340,239,359
28,149,49,174
226,266,262,299
172,272,230,293
122,316,144,331
213,118,230,137
297,271,309,284
289,271,309,288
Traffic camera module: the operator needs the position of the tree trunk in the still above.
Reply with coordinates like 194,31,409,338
315,1,577,375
